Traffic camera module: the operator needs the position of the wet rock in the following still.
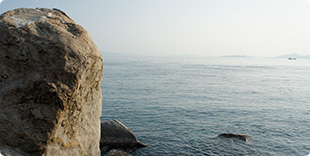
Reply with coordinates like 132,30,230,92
0,8,103,156
100,120,147,151
104,149,131,156
218,133,250,142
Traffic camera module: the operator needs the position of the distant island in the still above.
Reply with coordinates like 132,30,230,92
276,53,310,59
221,53,310,59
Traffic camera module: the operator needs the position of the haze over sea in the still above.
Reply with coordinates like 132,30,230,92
101,56,310,156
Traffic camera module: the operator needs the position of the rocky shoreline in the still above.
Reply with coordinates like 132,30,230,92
0,8,147,156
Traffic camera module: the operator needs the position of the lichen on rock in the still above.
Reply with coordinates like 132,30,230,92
0,8,103,156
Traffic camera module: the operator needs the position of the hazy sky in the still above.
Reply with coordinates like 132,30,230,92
1,0,310,57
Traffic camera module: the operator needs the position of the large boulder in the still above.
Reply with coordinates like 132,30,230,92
100,120,146,151
0,8,103,156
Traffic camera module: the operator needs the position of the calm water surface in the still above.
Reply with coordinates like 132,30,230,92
100,56,310,156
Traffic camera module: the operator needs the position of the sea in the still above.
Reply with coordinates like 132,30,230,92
100,55,310,156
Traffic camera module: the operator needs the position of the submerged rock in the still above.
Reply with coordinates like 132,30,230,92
100,120,147,151
0,8,103,156
104,149,131,156
218,133,251,142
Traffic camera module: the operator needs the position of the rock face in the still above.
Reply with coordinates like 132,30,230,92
0,8,103,156
100,120,146,151
218,133,250,142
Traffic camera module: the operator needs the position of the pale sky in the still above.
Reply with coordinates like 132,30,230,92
1,0,310,57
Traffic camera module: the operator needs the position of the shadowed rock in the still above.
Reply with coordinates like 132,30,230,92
0,8,103,156
218,133,250,142
104,149,131,156
100,120,147,151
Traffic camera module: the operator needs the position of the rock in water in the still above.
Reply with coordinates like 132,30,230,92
218,133,251,142
0,8,103,156
100,120,147,150
104,149,131,156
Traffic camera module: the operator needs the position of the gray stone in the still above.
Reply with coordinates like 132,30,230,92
0,8,103,156
100,120,147,150
218,133,251,142
104,149,131,156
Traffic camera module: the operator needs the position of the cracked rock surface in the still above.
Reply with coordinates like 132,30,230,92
0,8,103,156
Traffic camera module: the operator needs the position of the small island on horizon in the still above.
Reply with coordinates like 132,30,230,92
101,51,310,59
275,53,310,59
221,53,310,59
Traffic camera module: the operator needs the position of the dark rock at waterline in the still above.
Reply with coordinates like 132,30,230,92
104,149,131,156
218,133,251,142
100,120,147,151
0,8,103,156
